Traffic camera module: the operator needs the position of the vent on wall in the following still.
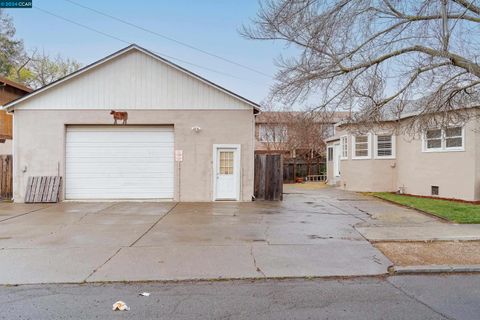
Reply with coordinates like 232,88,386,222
431,186,439,196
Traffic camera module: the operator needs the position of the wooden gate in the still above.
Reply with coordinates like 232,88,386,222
254,154,283,201
0,155,12,200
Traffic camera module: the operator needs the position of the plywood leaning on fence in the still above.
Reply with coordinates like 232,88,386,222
25,176,62,203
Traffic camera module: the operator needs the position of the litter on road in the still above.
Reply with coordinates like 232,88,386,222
139,292,150,297
112,301,130,311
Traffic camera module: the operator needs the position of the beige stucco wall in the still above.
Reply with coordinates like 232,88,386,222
326,118,479,201
13,109,255,202
327,133,397,191
0,139,12,155
339,137,397,192
396,120,477,201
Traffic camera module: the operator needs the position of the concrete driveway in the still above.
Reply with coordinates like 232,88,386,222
0,184,391,284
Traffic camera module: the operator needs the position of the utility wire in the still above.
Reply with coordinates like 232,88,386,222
34,6,253,81
63,0,273,78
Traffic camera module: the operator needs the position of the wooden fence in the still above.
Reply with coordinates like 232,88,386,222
283,161,326,182
0,155,12,200
254,154,283,201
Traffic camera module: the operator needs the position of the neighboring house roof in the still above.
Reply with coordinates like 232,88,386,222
3,44,261,113
334,100,480,128
0,76,32,93
255,111,350,124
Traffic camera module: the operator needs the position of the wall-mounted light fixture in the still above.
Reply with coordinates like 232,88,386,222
192,126,201,133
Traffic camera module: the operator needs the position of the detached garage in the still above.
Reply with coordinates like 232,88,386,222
3,44,260,202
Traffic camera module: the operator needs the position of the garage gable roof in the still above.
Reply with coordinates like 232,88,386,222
3,44,261,112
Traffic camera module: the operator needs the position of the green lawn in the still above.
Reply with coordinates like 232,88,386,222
373,192,480,224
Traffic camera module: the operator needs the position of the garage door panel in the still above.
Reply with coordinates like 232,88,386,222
66,126,174,200
66,148,174,158
68,192,171,200
66,157,173,165
66,177,174,184
67,132,173,143
66,168,173,175
66,152,172,158
65,143,174,149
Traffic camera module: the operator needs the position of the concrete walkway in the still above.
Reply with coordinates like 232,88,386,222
346,194,480,241
0,184,391,284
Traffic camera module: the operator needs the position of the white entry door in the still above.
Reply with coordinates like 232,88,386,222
66,125,174,200
214,145,240,200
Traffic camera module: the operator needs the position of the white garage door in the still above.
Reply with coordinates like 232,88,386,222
66,126,174,200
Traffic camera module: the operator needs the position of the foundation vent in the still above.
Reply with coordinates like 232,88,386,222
431,186,439,196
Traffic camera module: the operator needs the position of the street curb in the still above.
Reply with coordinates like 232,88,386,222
370,238,480,243
0,274,391,286
389,264,480,274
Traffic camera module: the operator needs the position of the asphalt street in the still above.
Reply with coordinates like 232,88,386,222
0,274,478,319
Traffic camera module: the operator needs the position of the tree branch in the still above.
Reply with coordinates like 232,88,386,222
451,0,480,15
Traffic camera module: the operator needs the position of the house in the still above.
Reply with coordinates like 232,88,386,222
255,111,349,180
2,44,260,202
0,76,32,154
325,107,480,201
255,111,349,156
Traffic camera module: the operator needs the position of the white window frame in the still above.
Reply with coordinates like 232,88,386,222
444,126,465,151
352,133,372,160
340,135,348,160
327,146,334,161
374,134,396,159
423,128,443,152
258,124,287,143
258,124,271,143
422,126,465,153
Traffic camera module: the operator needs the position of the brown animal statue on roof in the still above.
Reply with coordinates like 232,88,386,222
110,110,128,125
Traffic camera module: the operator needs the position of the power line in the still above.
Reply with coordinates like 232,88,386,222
63,0,273,79
34,6,253,81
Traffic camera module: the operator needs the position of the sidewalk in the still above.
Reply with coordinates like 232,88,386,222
349,195,480,242
355,224,480,241
349,194,480,272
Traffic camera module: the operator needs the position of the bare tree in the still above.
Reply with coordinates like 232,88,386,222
258,106,334,178
256,108,290,152
284,111,333,176
243,0,480,132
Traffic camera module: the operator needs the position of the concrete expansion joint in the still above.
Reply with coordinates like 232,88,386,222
129,202,179,247
325,202,369,222
0,206,51,223
83,247,123,283
250,246,266,278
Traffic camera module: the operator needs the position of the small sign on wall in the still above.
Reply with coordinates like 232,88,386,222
175,150,183,162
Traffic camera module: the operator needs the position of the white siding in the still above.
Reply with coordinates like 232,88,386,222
15,49,253,110
65,125,174,200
